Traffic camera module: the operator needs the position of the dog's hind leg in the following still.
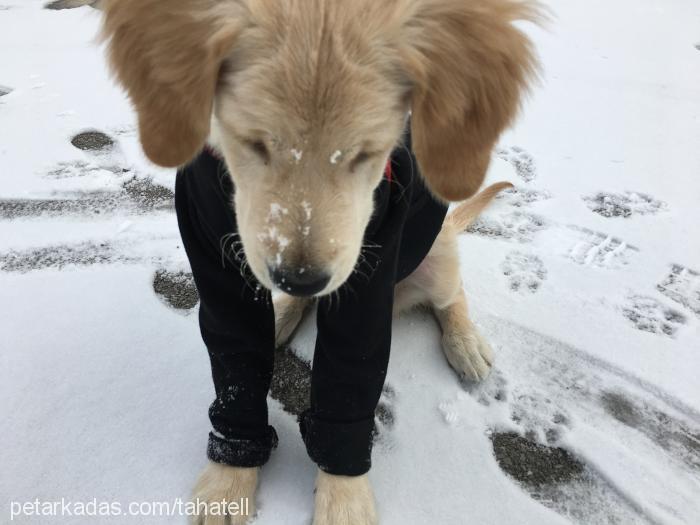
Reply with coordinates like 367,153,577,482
433,289,494,382
273,293,311,348
394,184,509,380
397,223,494,382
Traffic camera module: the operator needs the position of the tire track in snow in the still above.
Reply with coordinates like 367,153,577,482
470,314,700,525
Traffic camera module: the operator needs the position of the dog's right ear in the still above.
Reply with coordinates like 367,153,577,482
101,0,242,167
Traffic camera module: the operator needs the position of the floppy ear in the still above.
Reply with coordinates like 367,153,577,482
101,0,242,167
401,0,541,201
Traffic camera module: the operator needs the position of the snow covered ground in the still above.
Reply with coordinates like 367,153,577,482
1,1,699,524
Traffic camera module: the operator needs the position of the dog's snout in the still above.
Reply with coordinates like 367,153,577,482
268,266,331,297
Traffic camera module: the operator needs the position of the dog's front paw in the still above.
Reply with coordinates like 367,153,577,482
312,470,378,525
442,326,494,382
191,462,258,525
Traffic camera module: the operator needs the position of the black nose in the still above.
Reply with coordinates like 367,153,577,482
268,266,331,297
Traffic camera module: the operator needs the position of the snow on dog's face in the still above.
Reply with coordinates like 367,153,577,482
212,6,409,295
214,95,407,296
102,0,539,296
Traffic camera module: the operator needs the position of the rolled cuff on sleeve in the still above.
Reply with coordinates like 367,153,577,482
207,426,279,468
299,410,375,476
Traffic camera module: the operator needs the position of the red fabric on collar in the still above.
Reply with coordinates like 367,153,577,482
204,144,222,159
384,160,393,183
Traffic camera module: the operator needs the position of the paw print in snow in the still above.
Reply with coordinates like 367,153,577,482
622,295,686,337
467,211,547,243
657,264,700,317
582,191,667,218
501,251,547,293
496,146,537,183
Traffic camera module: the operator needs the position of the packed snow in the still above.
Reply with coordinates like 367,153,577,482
290,149,303,163
329,150,342,165
1,1,699,524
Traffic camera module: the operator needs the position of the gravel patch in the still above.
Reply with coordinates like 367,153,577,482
45,0,100,10
71,130,114,152
270,347,311,417
491,432,584,487
152,270,199,310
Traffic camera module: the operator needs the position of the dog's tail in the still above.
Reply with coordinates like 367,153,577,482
445,181,513,232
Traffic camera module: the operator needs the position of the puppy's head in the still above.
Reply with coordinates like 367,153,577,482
103,0,540,296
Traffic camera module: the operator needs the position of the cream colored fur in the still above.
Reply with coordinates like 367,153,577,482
276,182,512,376
192,463,258,525
101,0,539,521
268,184,511,524
313,471,378,525
192,187,510,525
273,292,310,348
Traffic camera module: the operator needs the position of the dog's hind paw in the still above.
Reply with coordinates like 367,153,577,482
191,462,258,525
442,327,494,383
312,470,378,525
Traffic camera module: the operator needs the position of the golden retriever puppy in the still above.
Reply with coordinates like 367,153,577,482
102,1,539,523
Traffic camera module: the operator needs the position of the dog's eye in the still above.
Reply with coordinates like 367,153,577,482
350,151,371,172
246,140,270,163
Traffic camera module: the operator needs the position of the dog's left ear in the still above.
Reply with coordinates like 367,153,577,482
400,0,541,201
101,0,242,167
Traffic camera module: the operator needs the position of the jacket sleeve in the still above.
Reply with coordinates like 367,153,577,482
299,173,412,476
175,152,278,468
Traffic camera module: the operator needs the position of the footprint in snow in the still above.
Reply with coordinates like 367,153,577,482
71,129,132,172
501,251,547,294
373,385,396,442
508,389,573,446
657,264,700,317
152,269,199,311
491,431,583,486
437,390,472,426
582,191,667,219
71,130,115,152
622,294,687,338
475,367,509,405
566,226,638,269
486,378,652,524
496,146,537,183
467,211,547,243
473,368,571,445
0,85,12,97
496,185,551,208
490,432,655,525
462,316,700,523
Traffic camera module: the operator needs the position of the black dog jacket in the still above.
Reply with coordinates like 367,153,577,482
175,135,448,476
